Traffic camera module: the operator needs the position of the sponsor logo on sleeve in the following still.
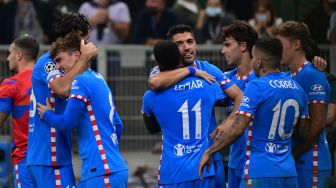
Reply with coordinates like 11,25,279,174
71,80,79,90
309,84,325,95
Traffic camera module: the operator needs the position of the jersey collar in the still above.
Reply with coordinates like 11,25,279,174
235,71,253,80
291,61,309,77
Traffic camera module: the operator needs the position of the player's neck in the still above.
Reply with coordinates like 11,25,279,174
288,53,307,72
261,69,280,77
18,61,34,72
237,56,253,76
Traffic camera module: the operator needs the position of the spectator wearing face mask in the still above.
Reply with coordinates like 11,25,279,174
248,0,282,37
195,0,236,44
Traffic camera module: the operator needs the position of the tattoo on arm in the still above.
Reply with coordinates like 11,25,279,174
207,115,250,155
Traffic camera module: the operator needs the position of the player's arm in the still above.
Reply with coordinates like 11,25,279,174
143,114,161,134
292,117,312,160
38,98,85,131
49,40,98,98
0,81,14,127
326,103,336,126
308,102,327,140
148,67,215,90
199,114,251,178
222,84,243,122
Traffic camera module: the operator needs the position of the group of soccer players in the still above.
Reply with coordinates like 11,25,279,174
0,10,333,188
0,12,128,188
143,21,333,188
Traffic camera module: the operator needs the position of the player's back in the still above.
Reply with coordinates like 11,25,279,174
28,52,72,166
143,76,225,184
239,72,307,178
70,69,127,181
0,70,32,165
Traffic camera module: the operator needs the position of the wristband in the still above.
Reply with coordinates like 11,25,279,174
188,66,196,76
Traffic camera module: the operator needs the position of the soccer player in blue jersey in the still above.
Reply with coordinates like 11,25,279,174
275,21,332,188
199,37,310,188
218,20,258,188
143,40,227,188
147,24,243,188
37,32,127,188
28,12,98,187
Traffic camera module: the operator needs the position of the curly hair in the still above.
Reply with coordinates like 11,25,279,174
50,32,81,59
53,12,90,40
273,21,315,55
221,20,259,58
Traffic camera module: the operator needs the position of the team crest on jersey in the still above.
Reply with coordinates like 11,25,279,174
111,133,118,145
44,62,56,73
174,144,185,156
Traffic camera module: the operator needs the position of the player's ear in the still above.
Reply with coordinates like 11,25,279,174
75,51,81,61
16,50,23,61
292,39,301,51
240,42,247,53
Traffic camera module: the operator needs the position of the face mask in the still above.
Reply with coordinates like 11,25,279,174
205,7,222,17
256,13,267,23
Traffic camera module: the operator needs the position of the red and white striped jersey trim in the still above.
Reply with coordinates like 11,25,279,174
103,175,110,188
48,75,64,88
235,71,253,80
236,110,254,119
244,123,253,181
70,94,88,102
313,144,318,188
86,100,111,183
291,62,309,77
15,165,21,188
157,135,163,185
55,168,61,188
49,91,57,167
50,91,61,187
220,79,231,86
309,100,326,104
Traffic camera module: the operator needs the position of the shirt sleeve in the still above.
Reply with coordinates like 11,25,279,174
69,77,90,99
142,90,154,115
108,2,131,23
237,81,261,119
205,63,234,90
212,82,227,102
0,78,16,115
149,66,160,78
38,58,62,87
302,71,329,104
43,98,86,131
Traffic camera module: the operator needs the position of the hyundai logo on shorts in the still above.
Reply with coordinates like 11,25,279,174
311,84,323,92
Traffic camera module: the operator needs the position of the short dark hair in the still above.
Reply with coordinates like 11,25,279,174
254,37,283,69
221,20,258,57
50,32,81,59
53,12,90,40
167,24,194,40
273,21,314,55
153,40,181,71
13,35,39,61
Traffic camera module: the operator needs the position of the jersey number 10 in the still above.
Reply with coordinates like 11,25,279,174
268,99,299,140
178,99,202,140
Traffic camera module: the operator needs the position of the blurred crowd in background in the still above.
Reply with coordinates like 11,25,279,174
0,0,335,46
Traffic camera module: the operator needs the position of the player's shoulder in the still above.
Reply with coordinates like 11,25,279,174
143,89,156,100
304,63,325,77
1,75,18,86
34,52,55,73
225,68,237,78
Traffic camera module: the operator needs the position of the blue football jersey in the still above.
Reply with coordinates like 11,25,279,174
224,68,257,170
238,72,309,178
142,76,226,184
68,70,128,181
27,51,72,166
291,62,332,171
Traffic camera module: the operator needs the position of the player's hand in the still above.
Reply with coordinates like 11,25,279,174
312,56,327,71
80,40,98,61
195,69,215,83
37,98,52,119
198,151,212,180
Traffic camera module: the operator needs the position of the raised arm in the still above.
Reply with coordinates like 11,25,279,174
49,40,98,98
148,67,215,91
